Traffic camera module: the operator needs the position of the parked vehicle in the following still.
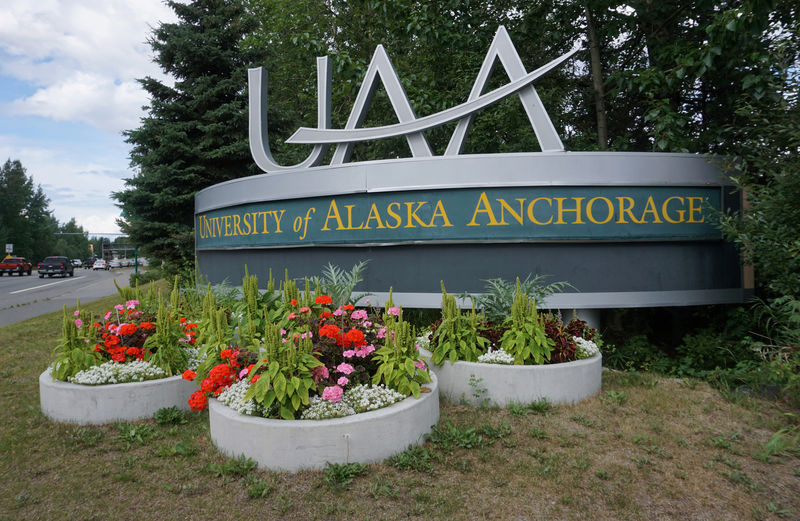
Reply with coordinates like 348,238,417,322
71,259,82,268
38,256,74,278
108,259,122,269
0,257,33,276
92,259,109,271
83,257,97,269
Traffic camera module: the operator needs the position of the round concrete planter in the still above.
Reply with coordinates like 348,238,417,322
420,349,601,406
39,369,197,424
208,373,439,472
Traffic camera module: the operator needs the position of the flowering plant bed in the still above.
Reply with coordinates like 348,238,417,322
208,372,438,471
39,289,202,424
420,280,603,406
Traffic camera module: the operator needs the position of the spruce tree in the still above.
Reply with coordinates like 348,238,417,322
115,0,262,275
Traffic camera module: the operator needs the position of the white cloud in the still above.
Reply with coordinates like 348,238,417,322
0,135,127,233
0,0,177,133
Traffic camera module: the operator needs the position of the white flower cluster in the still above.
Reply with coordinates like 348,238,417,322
574,336,600,359
69,360,166,385
216,379,265,416
183,347,202,371
345,383,405,413
300,384,406,420
301,397,356,420
477,348,515,364
415,330,431,351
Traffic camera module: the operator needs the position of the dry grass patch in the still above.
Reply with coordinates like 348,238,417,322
1,304,799,520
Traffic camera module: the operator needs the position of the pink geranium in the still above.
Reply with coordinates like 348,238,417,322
322,385,343,402
336,363,354,375
337,376,349,386
350,309,368,320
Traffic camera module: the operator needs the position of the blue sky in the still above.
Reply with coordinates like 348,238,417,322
0,0,177,235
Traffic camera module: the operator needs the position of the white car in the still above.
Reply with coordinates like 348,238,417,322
71,259,82,267
92,259,108,270
108,259,122,269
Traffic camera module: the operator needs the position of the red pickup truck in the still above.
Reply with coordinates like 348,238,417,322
0,256,33,276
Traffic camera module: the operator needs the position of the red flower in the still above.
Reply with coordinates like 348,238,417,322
315,295,333,305
182,370,196,381
200,378,214,393
93,345,103,353
344,328,366,347
126,347,141,357
104,335,120,348
250,374,260,384
111,353,126,362
188,390,208,411
140,322,155,330
220,348,233,360
343,304,355,311
118,323,137,336
180,317,187,323
318,324,340,338
290,299,298,306
320,311,332,319
209,363,234,386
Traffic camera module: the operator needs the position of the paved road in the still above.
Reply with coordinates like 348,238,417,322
0,267,134,327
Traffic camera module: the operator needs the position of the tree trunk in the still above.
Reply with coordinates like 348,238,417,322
585,3,608,149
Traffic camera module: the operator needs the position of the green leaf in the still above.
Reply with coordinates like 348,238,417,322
274,373,287,401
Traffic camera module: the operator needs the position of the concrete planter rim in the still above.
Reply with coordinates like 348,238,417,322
208,372,440,471
39,367,196,424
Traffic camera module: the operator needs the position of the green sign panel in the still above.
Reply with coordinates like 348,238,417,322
196,186,721,249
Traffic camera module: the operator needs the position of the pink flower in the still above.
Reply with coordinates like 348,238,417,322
311,365,329,383
104,311,112,320
280,328,286,335
239,368,249,378
364,299,370,305
356,344,375,357
288,312,297,320
299,306,310,313
73,310,80,317
114,304,124,311
351,309,368,320
336,363,354,375
364,321,372,327
322,385,343,402
337,376,349,386
74,319,83,329
342,350,356,358
387,306,400,316
333,308,344,317
414,359,427,370
125,299,139,310
377,327,387,339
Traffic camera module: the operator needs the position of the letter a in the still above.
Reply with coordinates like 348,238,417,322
445,26,564,155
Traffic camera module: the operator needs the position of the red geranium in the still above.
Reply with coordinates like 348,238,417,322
315,295,333,305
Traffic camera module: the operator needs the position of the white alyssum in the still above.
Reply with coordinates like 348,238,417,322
301,384,406,420
477,348,515,364
69,360,166,385
574,336,600,359
216,379,265,416
184,346,202,371
415,330,432,351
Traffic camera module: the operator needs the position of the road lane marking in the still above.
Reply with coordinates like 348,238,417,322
9,276,85,294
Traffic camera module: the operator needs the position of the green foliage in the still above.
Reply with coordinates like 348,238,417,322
389,446,435,473
0,158,59,262
244,324,321,420
51,306,100,381
320,261,372,309
431,282,488,364
755,424,800,463
372,312,431,398
154,406,188,426
499,279,554,365
206,455,257,478
143,296,189,376
116,423,157,449
467,275,573,324
428,421,484,451
115,0,262,275
244,475,274,498
323,462,367,488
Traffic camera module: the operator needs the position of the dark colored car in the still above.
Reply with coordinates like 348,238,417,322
38,256,74,278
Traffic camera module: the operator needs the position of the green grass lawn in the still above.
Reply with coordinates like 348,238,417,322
1,296,799,520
